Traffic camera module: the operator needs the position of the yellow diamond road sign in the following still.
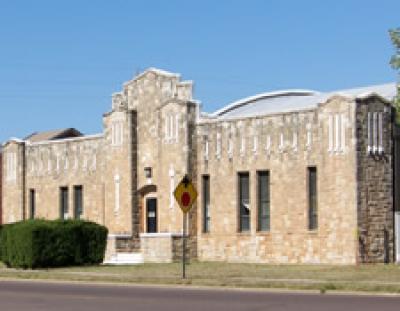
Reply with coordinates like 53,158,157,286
174,175,198,214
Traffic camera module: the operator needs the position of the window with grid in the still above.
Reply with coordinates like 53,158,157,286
257,171,270,231
308,167,318,230
74,185,83,220
239,172,250,232
202,175,210,233
60,187,69,220
29,189,36,219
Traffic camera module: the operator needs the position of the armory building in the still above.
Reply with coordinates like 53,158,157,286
1,68,399,264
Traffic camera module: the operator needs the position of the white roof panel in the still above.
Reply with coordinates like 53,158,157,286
211,83,397,120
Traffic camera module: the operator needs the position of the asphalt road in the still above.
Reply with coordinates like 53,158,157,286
0,280,399,311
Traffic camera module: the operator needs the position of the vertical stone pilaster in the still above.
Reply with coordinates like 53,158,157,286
129,110,141,251
356,97,395,263
187,103,198,260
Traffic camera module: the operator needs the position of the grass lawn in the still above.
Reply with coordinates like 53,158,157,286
1,262,400,294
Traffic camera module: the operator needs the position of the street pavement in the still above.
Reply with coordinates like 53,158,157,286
0,280,399,311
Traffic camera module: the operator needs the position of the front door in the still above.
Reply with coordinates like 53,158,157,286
146,198,157,233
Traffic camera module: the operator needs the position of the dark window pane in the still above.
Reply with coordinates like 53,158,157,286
239,173,250,232
308,167,318,230
74,186,83,220
258,171,270,231
29,189,35,219
202,175,210,233
60,187,69,220
146,198,157,233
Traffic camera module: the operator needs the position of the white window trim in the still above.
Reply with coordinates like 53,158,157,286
48,158,52,173
228,135,233,159
334,114,340,153
373,112,378,153
306,123,312,150
265,135,271,155
165,116,169,141
114,174,120,215
240,136,246,157
216,132,221,159
340,114,346,153
169,115,174,141
175,115,179,143
279,132,284,152
253,134,258,155
367,112,372,154
204,136,209,161
378,112,384,154
169,166,175,209
91,153,97,171
292,131,298,152
328,115,334,153
367,111,384,155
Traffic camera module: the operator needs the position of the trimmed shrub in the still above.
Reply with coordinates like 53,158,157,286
0,219,108,269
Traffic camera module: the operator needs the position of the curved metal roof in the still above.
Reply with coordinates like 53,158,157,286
210,83,397,120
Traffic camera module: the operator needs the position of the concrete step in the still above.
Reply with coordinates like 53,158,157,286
104,252,144,265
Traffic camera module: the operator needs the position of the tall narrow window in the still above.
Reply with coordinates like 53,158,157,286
74,185,83,220
308,167,318,230
202,175,210,233
257,171,270,231
29,189,36,219
60,187,69,220
239,172,250,232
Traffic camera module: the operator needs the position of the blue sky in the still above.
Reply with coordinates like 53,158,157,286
0,0,399,142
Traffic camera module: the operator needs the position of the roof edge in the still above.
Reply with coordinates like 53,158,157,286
123,67,181,87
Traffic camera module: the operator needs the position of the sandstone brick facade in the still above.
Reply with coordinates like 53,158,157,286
356,97,395,263
1,68,398,264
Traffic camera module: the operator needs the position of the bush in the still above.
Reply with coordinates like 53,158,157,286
0,219,108,269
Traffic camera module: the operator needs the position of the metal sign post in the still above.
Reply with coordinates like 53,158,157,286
174,174,198,280
182,212,187,279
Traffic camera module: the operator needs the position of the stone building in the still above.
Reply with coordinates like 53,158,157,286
1,68,399,264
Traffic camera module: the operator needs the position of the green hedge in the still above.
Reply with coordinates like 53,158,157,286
0,219,108,269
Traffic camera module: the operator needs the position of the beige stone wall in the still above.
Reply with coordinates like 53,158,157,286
23,135,105,224
196,97,359,264
140,233,184,263
2,140,25,224
102,109,134,235
122,70,196,235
